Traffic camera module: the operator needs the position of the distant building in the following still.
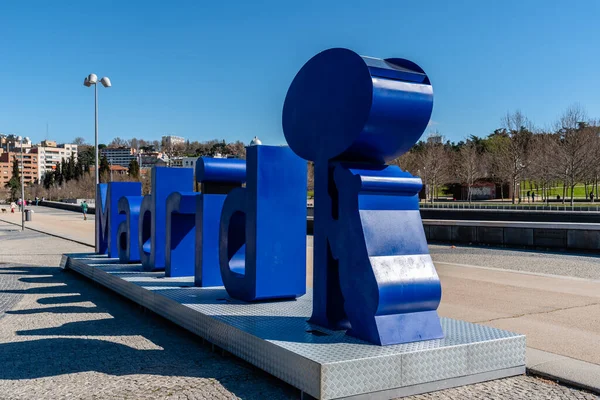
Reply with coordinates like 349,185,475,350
170,156,184,167
162,135,185,148
101,147,135,168
32,142,78,181
90,164,129,177
426,134,443,145
1,134,32,152
182,157,197,170
0,151,39,186
139,151,168,168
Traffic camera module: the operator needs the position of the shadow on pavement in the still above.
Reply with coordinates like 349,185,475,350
0,264,296,399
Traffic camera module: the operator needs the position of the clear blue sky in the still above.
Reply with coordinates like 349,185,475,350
1,1,599,146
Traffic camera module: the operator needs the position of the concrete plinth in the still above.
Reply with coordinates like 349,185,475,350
61,253,526,400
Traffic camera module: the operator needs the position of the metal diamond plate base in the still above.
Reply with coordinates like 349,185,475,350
62,253,526,400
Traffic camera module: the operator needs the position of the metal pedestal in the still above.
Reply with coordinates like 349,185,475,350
62,253,526,400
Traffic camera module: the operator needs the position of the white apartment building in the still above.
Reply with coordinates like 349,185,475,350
162,135,186,148
33,141,78,180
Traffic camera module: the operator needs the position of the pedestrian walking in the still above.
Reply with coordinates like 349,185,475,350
591,192,595,202
531,192,535,203
526,191,530,203
81,200,89,221
10,202,16,213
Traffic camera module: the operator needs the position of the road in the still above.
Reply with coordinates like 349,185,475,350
0,206,598,398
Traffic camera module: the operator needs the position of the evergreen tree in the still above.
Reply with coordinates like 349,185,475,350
99,155,110,183
128,159,140,180
55,163,64,186
73,159,82,180
5,156,21,201
62,158,70,182
43,171,55,189
68,153,76,181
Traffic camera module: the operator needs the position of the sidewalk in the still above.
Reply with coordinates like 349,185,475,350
7,206,600,394
0,206,94,247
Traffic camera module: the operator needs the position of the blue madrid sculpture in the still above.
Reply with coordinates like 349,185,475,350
139,167,194,271
194,157,246,287
96,182,142,258
219,145,307,302
282,48,443,345
117,195,143,263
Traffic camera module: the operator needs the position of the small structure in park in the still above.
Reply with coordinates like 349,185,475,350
64,48,525,400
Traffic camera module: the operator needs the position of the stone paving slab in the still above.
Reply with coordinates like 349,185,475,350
528,348,600,395
0,219,599,398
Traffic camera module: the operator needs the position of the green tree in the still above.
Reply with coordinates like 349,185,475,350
5,156,21,201
73,158,82,180
128,158,140,180
67,153,76,181
62,158,71,182
99,155,110,182
43,170,55,189
55,163,64,186
77,144,94,167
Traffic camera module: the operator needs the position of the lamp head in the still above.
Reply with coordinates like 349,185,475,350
83,77,91,87
100,77,111,88
88,74,98,85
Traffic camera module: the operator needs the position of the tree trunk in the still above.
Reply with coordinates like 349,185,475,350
570,184,575,207
584,183,589,200
512,178,516,204
562,183,567,204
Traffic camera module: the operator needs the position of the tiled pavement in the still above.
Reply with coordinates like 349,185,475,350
0,222,598,399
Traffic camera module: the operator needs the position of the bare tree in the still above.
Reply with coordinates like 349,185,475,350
393,151,420,176
73,137,87,145
590,122,600,202
529,133,560,204
555,104,595,206
416,140,451,203
486,111,533,204
108,137,130,148
455,141,485,203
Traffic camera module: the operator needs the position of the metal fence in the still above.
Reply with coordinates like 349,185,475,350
419,202,600,212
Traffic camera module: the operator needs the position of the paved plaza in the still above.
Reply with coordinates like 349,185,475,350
0,208,598,398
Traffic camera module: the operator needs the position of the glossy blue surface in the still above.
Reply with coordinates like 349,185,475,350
282,48,442,345
95,182,142,258
219,145,306,302
139,167,194,271
117,196,143,263
332,164,443,344
165,192,199,277
282,48,433,164
196,157,246,183
195,157,246,287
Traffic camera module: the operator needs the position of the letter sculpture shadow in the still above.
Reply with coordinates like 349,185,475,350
96,182,142,258
282,48,443,345
117,196,143,263
194,157,246,286
139,167,193,271
219,145,306,302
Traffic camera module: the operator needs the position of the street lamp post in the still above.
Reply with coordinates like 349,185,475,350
83,74,111,185
84,74,111,251
17,136,29,231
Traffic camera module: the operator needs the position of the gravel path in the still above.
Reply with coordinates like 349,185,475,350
430,244,600,280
